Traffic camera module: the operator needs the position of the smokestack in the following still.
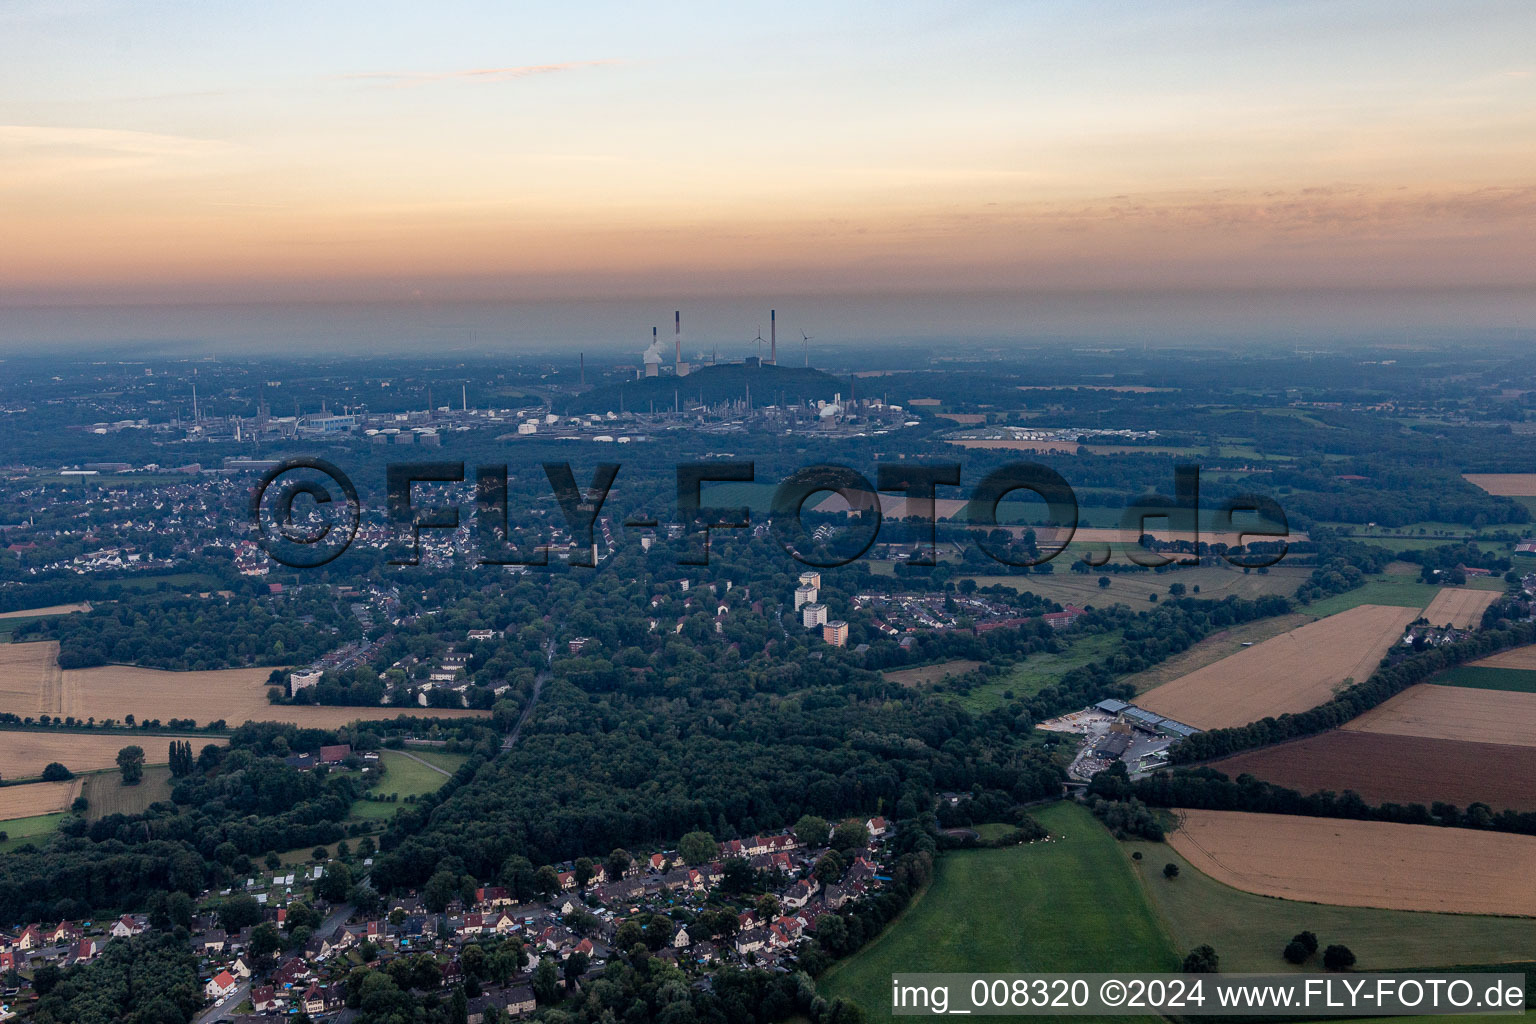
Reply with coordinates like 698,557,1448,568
580,352,585,387
462,384,467,412
770,309,776,365
675,309,689,377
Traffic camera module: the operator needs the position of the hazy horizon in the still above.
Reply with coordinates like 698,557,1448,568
3,0,1533,350
0,286,1532,358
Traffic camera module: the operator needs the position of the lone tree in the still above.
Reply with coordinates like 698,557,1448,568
1163,862,1180,880
1283,930,1319,964
41,762,72,782
1323,944,1357,971
1182,944,1220,973
116,745,145,786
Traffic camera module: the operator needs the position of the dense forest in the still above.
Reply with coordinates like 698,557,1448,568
21,590,359,670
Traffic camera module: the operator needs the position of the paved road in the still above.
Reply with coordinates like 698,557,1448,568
193,976,250,1024
192,898,358,1024
502,639,554,752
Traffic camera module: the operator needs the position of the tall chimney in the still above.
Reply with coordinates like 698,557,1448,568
770,309,776,365
579,352,585,387
675,310,689,377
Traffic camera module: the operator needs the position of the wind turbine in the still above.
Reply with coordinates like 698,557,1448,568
753,326,765,361
800,330,812,367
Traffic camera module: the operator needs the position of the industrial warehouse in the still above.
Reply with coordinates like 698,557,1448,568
1037,699,1202,782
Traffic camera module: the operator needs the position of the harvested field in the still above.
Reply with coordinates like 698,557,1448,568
1208,731,1536,811
1168,809,1536,916
882,659,982,687
1422,588,1499,629
1122,613,1311,694
1470,645,1536,671
0,602,90,620
1463,474,1536,497
82,766,173,820
1138,604,1417,729
59,664,489,728
0,643,489,728
947,439,1084,454
0,729,215,779
0,642,61,715
1342,684,1536,748
0,779,81,819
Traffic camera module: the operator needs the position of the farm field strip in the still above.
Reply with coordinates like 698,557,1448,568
0,602,90,619
1341,684,1536,748
1169,810,1536,916
0,729,215,779
1124,834,1536,972
1,641,489,729
1207,731,1536,811
819,801,1174,1022
1123,612,1312,695
1301,579,1443,617
0,778,81,820
81,766,174,820
0,641,63,714
882,660,982,687
0,812,66,853
1471,645,1536,671
1463,474,1536,497
1436,666,1536,694
1422,588,1500,629
961,564,1308,608
1137,604,1418,729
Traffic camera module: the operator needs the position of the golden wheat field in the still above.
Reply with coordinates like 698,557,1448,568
60,664,488,728
1169,809,1536,916
0,730,220,779
1462,473,1536,497
0,778,81,819
0,642,62,715
0,640,487,728
0,602,90,620
1470,645,1536,670
1341,683,1536,747
1137,604,1418,729
1422,587,1500,629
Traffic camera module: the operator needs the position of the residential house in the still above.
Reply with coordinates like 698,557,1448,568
475,886,512,909
110,915,145,939
300,982,326,1016
250,986,279,1012
202,929,228,955
205,971,238,1000
467,984,536,1023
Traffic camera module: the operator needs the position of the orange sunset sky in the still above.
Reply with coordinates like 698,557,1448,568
1,1,1533,347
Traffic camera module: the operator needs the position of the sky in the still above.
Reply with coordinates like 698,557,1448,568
1,0,1533,350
